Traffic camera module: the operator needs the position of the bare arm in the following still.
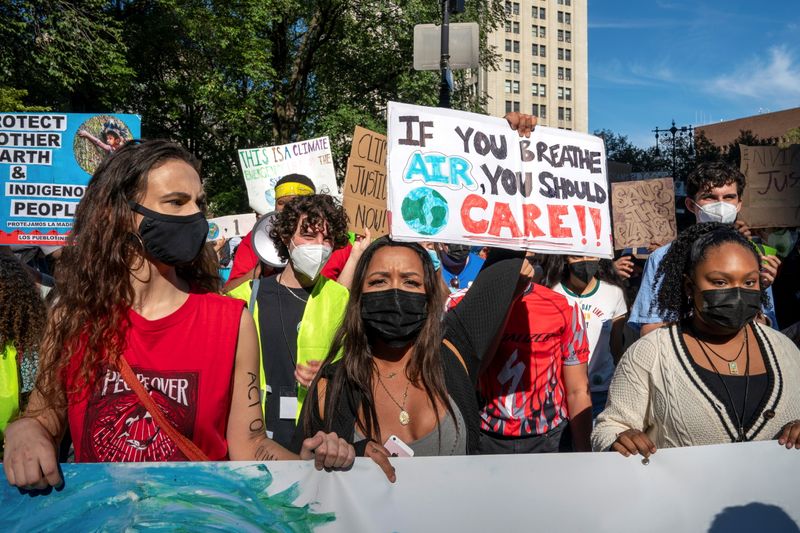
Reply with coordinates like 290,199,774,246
563,364,592,452
335,230,370,291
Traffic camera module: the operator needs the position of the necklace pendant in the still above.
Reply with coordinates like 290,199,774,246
399,410,410,426
729,361,739,375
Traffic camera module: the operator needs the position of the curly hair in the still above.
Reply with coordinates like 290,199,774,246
0,254,46,356
654,222,768,323
304,238,455,443
686,161,746,199
269,194,350,261
33,140,220,412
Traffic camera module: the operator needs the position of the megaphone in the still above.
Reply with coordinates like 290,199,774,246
252,211,288,269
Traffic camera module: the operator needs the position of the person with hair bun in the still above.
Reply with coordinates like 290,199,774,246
3,140,359,491
593,222,800,457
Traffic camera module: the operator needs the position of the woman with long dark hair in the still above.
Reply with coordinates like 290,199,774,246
3,140,358,490
292,239,531,462
592,223,800,457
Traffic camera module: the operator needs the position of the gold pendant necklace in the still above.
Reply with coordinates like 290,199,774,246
377,374,411,426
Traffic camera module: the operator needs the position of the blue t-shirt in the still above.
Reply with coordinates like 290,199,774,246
628,243,778,331
441,253,485,292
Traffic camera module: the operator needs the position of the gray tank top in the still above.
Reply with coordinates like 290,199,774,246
355,396,466,456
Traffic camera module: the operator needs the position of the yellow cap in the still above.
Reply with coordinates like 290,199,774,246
275,182,314,199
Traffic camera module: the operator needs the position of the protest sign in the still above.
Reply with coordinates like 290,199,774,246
1,442,798,532
611,177,676,249
386,102,612,257
238,137,339,215
740,144,800,228
207,213,257,241
0,113,141,245
342,126,388,236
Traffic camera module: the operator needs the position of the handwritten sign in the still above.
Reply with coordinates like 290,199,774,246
740,144,800,228
238,137,339,215
342,127,388,237
386,102,612,257
611,177,676,249
207,213,257,241
0,113,141,245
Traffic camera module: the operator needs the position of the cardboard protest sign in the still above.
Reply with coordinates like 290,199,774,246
207,213,257,241
611,177,676,249
0,113,141,245
238,137,338,215
386,102,612,257
740,144,800,228
342,126,388,237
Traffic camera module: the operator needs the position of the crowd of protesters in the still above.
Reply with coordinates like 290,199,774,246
2,111,799,493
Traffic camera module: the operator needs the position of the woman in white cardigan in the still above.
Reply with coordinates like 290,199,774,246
592,223,800,457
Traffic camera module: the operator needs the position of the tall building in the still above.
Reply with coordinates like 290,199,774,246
479,0,588,132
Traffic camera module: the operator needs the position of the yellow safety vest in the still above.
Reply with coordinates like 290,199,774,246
227,276,348,420
0,341,20,442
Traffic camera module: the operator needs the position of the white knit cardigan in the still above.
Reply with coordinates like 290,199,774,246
592,322,800,451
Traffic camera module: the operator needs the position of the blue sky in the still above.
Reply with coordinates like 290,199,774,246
588,0,800,147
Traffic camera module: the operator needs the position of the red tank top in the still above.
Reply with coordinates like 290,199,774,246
66,292,244,462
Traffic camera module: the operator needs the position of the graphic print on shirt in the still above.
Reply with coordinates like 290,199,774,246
81,368,198,462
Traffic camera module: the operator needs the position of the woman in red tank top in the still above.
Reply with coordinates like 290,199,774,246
3,140,369,490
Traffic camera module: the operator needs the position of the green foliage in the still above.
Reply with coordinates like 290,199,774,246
779,127,800,149
0,87,49,111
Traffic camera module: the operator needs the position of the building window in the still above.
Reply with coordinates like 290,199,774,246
532,44,538,56
540,45,546,57
539,7,546,19
558,66,564,80
566,107,572,121
513,81,520,94
540,84,546,97
513,60,520,73
513,21,520,33
532,103,539,116
565,87,572,101
558,11,564,23
532,25,538,38
506,39,512,52
565,0,571,5
565,48,572,60
557,0,563,4
557,86,564,100
505,21,511,33
558,29,564,42
505,1,519,15
531,6,537,18
558,106,565,120
540,26,546,38
565,30,572,43
539,64,546,77
505,80,513,93
565,67,572,81
565,13,571,25
514,101,520,112
514,40,520,53
540,105,547,119
505,59,513,73
505,100,513,114
532,84,538,96
558,48,564,60
532,62,539,76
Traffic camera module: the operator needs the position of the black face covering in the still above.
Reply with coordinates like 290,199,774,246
445,244,471,263
696,287,761,331
568,260,600,284
361,289,429,348
129,202,209,266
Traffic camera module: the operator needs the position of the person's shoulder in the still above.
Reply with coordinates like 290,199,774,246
621,324,675,369
194,291,246,310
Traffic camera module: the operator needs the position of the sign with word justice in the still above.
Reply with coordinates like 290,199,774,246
238,137,339,215
0,113,141,245
343,126,388,237
739,144,800,228
386,102,612,257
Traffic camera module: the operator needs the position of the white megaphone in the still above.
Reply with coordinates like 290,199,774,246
251,211,288,269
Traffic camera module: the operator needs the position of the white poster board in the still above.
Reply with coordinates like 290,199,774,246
207,213,257,241
238,137,339,215
387,102,612,257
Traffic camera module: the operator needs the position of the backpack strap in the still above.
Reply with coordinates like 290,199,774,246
248,278,261,315
118,355,209,461
441,338,468,374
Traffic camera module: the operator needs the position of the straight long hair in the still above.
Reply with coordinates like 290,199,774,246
306,239,454,442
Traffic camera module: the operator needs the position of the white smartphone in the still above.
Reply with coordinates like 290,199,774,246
384,435,414,458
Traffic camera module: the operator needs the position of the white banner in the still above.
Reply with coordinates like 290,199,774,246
238,137,339,215
387,102,612,257
207,213,257,241
1,442,797,532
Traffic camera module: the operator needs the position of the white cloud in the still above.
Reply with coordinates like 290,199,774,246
589,19,675,30
706,46,800,107
592,59,676,87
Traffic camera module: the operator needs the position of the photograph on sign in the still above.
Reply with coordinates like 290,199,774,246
237,137,339,215
611,177,676,249
342,126,388,237
386,102,612,258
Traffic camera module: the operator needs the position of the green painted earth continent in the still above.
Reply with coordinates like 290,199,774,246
400,187,449,236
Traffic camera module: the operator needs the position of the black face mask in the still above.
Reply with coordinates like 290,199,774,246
361,289,428,348
696,287,761,331
129,202,209,266
568,260,600,284
445,244,471,264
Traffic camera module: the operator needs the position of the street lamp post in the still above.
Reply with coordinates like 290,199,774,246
439,0,451,108
652,120,694,179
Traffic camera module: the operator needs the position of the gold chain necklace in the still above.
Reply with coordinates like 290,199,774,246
377,374,411,425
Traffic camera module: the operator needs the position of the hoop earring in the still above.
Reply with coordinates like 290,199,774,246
127,232,150,282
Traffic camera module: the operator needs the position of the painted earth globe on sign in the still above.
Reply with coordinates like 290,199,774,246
401,186,449,236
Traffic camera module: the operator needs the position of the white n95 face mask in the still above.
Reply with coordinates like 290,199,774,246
289,242,332,280
694,201,738,224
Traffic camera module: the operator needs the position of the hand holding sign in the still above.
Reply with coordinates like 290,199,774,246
386,103,612,258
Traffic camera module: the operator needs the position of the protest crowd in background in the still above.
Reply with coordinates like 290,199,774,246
2,105,800,500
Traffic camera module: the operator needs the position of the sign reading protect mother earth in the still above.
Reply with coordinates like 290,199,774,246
0,113,141,245
386,103,612,257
